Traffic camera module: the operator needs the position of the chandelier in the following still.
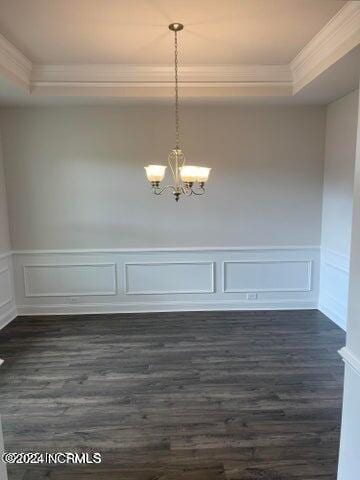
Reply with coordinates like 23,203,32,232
144,23,211,202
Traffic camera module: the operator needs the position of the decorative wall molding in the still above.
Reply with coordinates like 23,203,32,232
319,248,349,331
124,261,215,295
321,247,350,273
0,32,31,87
222,260,312,293
0,267,12,308
0,306,17,330
0,253,17,330
2,245,351,327
11,245,320,255
291,1,360,93
22,263,117,297
339,346,360,376
12,246,320,316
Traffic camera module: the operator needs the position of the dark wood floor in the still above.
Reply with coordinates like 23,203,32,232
0,310,345,480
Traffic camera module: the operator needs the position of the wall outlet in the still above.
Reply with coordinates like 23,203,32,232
246,292,258,300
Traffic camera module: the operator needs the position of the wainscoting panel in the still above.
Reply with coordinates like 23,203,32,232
125,262,214,295
23,263,117,297
338,347,360,478
13,246,320,315
0,267,12,309
0,253,16,329
223,260,312,293
319,248,349,331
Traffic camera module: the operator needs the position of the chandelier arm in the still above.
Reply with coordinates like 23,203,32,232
152,184,176,196
191,186,206,196
181,185,193,196
168,157,176,182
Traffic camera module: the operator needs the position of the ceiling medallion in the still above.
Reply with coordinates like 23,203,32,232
144,23,211,202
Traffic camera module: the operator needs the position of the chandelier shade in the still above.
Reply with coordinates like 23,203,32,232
180,166,200,183
196,167,212,183
144,165,167,182
144,23,211,202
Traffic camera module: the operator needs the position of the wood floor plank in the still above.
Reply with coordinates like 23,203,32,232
0,310,345,479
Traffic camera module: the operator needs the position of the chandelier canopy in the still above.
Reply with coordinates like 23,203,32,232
144,23,211,202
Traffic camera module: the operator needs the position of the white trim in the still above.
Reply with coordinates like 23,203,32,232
321,247,350,273
10,246,320,316
322,247,350,261
0,267,12,309
318,300,347,331
31,81,292,89
0,4,359,100
323,260,349,274
12,245,320,255
222,260,312,293
16,299,318,316
0,413,7,480
291,1,360,92
0,306,17,331
31,64,292,87
0,32,32,87
319,248,350,331
22,263,118,297
124,261,215,295
339,347,360,376
0,252,12,261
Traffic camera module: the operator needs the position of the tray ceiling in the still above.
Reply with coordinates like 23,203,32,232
0,0,346,64
0,0,358,105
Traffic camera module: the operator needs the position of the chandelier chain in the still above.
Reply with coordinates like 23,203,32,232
174,30,180,150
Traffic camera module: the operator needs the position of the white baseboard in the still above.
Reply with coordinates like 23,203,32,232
318,297,347,330
17,299,318,316
0,306,17,329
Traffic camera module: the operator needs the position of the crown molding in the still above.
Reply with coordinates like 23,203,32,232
0,33,32,88
0,2,359,100
29,64,293,99
291,1,360,93
30,64,292,88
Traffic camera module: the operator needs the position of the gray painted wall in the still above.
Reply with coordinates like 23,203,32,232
0,105,326,250
321,90,359,257
338,84,360,480
0,132,10,254
319,90,359,330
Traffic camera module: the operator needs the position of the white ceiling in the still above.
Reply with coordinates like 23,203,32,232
0,0,346,64
0,0,358,105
